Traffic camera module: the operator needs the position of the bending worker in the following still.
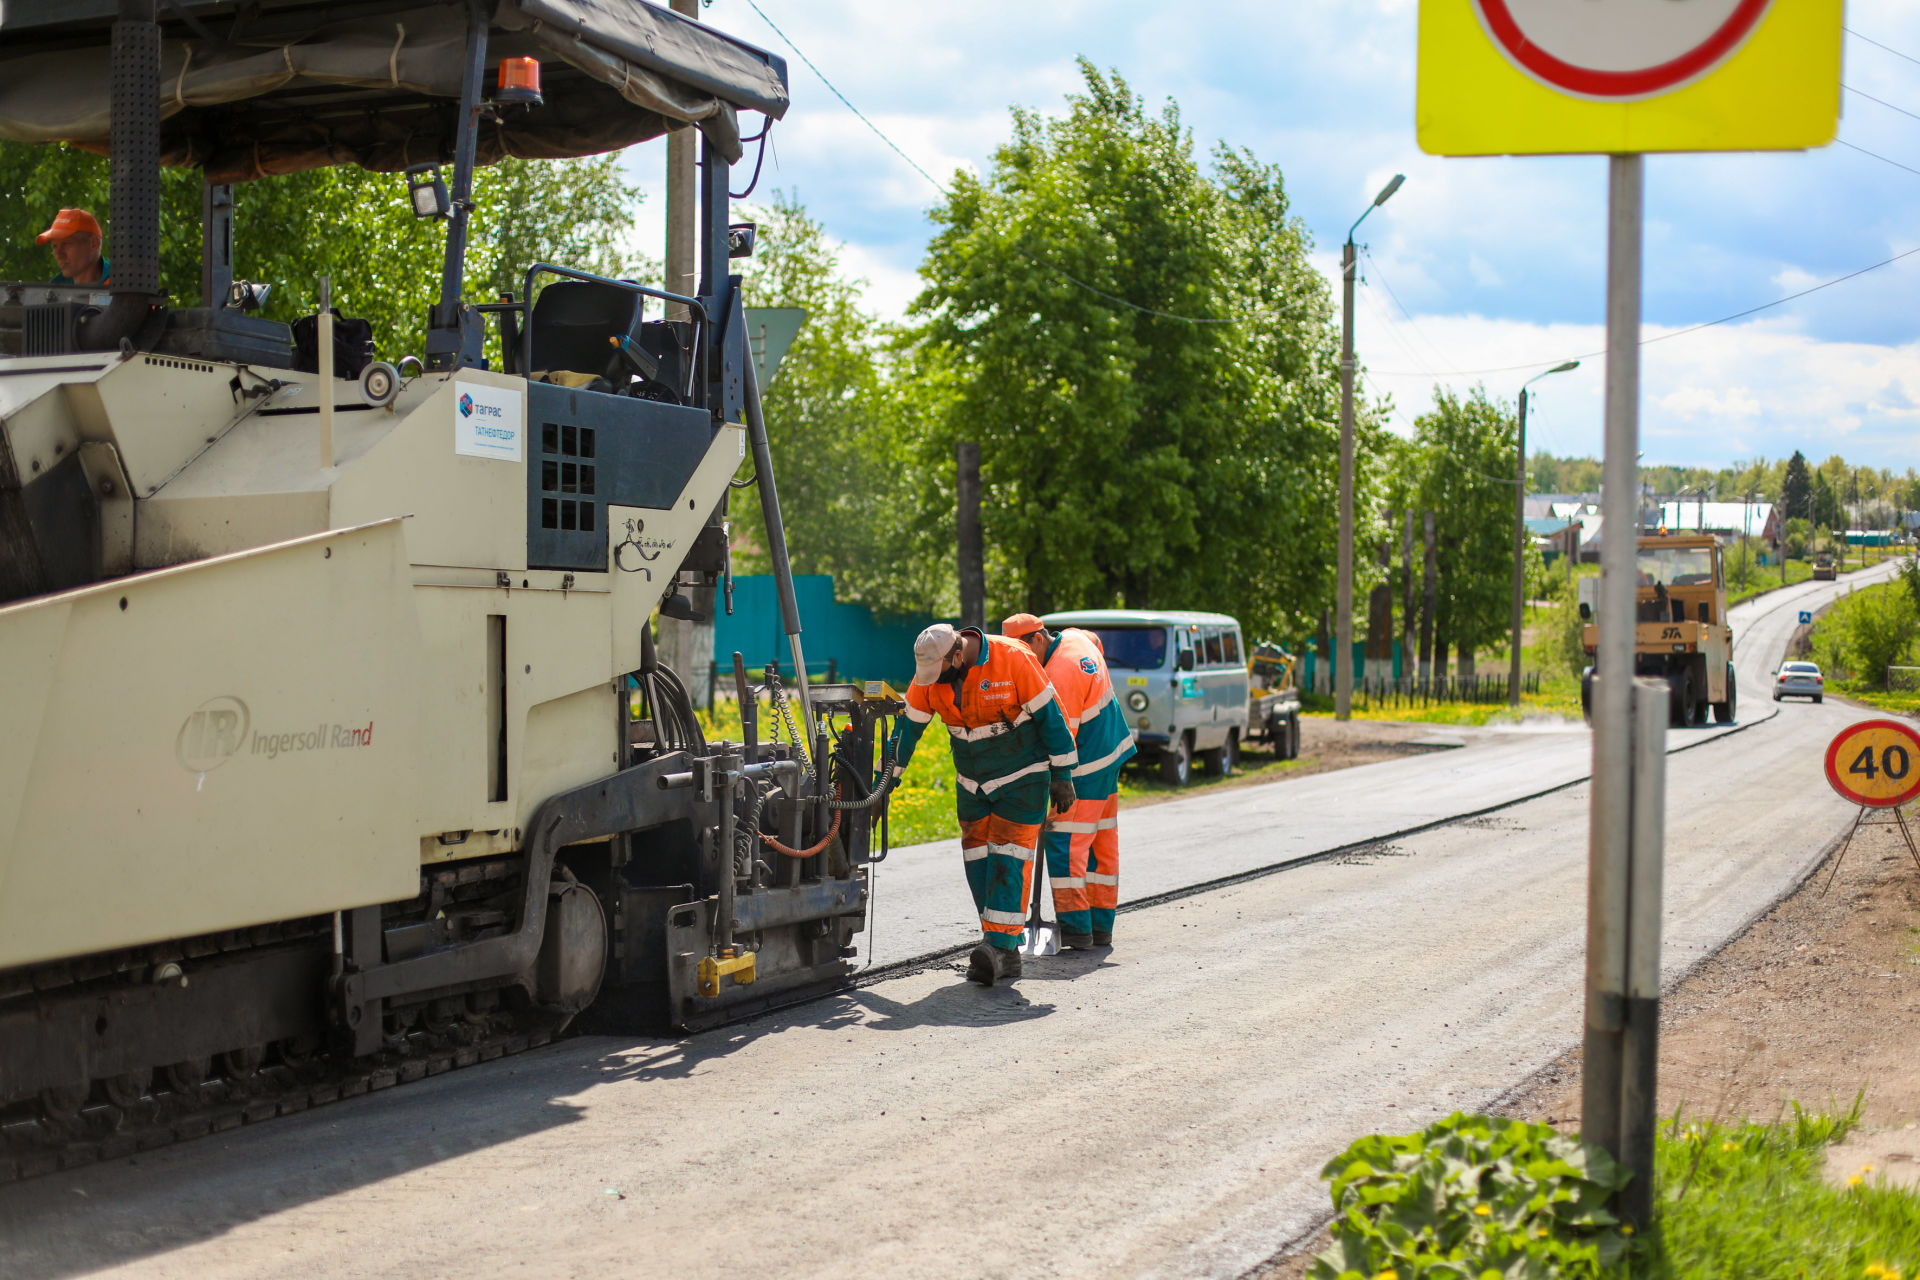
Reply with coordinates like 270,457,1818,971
892,621,1078,986
37,208,110,286
1004,614,1135,949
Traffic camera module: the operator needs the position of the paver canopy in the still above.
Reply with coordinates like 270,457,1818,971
0,0,788,182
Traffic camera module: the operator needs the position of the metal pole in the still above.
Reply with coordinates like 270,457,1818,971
1509,387,1529,706
1583,153,1644,1170
743,350,816,741
1337,238,1357,721
318,276,334,468
1620,676,1668,1227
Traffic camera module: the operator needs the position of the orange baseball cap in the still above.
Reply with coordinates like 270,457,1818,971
1001,612,1046,638
35,208,102,245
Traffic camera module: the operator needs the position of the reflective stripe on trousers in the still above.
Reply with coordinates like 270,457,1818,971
957,772,1048,951
1042,786,1119,937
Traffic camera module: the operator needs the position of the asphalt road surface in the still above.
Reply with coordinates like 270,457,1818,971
0,561,1899,1280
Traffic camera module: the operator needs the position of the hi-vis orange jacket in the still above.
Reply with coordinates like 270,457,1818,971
893,630,1077,796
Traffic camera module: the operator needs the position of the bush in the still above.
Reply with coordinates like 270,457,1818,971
1312,1113,1631,1280
1541,596,1589,677
1822,583,1920,689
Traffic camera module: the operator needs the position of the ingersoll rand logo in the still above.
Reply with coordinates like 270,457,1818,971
176,696,250,772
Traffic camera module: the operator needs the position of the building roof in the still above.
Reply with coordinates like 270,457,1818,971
1656,501,1775,534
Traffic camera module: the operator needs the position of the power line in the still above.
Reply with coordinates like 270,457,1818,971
1360,246,1458,375
1371,241,1920,378
1845,83,1920,126
740,0,1258,328
740,0,946,197
1847,26,1920,70
1837,137,1920,182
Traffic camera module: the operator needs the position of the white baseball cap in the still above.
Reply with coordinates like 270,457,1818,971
912,622,959,686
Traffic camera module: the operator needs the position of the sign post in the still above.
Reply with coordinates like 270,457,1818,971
1418,0,1841,1226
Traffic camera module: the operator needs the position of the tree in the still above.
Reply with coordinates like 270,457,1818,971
1407,387,1519,669
730,192,935,615
0,142,644,360
909,61,1370,639
1781,450,1813,522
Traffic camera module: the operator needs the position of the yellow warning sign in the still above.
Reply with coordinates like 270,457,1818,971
1825,720,1920,809
1417,0,1843,156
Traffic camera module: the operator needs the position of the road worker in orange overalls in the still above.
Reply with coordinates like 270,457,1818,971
891,622,1078,986
1004,614,1135,948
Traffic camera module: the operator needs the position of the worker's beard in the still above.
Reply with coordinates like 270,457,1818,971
939,664,967,688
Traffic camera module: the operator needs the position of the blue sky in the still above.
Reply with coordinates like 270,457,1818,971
620,0,1920,472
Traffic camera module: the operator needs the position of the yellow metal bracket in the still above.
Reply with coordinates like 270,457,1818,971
697,948,757,998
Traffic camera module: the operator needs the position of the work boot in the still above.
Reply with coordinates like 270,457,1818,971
1092,930,1112,947
966,943,996,986
967,942,1022,986
1061,931,1096,950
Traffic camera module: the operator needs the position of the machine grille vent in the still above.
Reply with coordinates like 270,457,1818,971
537,421,597,533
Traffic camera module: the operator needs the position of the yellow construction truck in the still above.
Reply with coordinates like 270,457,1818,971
1579,533,1736,727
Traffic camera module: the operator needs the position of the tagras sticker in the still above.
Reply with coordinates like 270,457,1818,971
454,380,524,462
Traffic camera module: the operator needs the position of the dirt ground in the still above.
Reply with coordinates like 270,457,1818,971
1250,803,1920,1278
1122,718,1455,811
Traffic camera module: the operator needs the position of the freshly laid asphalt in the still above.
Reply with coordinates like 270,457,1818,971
0,561,1896,1280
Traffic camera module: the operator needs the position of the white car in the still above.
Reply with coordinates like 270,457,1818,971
1773,661,1824,703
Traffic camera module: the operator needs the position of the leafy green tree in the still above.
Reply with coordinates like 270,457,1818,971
1781,450,1813,522
730,192,935,615
1408,387,1519,670
1825,583,1918,688
1,142,643,360
909,61,1370,639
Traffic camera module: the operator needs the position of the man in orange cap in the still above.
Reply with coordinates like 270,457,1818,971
37,209,110,287
1004,613,1134,949
891,621,1078,986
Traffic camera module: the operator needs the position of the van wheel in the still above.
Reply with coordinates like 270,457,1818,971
1158,734,1193,786
1267,712,1287,756
1289,715,1301,760
1203,730,1239,777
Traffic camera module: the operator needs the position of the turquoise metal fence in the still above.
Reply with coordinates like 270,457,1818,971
711,575,935,692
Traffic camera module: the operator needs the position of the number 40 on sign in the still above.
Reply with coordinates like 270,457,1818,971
1819,720,1920,893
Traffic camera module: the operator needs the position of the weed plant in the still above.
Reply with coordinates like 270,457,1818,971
1314,1099,1920,1279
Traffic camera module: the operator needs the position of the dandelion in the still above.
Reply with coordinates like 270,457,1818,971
1622,1225,1635,1236
1722,1141,1737,1152
1474,1204,1492,1217
1373,1271,1398,1280
1849,1175,1865,1189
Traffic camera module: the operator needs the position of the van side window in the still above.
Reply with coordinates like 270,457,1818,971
1203,631,1224,666
1222,630,1240,665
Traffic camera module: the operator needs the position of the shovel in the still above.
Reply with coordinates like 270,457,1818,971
1021,836,1058,957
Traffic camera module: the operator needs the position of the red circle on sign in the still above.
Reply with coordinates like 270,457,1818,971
1474,0,1773,100
1824,719,1920,808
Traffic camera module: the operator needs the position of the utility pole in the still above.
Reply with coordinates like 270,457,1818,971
656,0,711,703
1510,362,1578,705
1337,173,1404,721
1402,510,1415,687
956,442,985,630
1419,510,1436,690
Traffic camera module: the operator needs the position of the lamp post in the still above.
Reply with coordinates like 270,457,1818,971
1509,361,1579,705
1337,172,1405,721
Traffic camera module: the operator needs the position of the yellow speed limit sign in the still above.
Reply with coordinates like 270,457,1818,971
1825,720,1920,809
1417,0,1842,155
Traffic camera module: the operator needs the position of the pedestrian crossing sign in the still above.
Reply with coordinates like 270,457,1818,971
1800,611,1813,625
1417,0,1842,155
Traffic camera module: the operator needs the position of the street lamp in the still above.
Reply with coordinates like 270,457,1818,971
1508,360,1579,706
1337,172,1405,721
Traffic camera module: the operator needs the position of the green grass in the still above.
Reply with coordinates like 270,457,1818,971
1642,1098,1920,1278
1834,687,1920,716
1728,558,1814,607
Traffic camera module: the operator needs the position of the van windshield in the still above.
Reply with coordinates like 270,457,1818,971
1089,628,1167,670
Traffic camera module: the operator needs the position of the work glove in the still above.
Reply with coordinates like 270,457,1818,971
1049,775,1077,815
